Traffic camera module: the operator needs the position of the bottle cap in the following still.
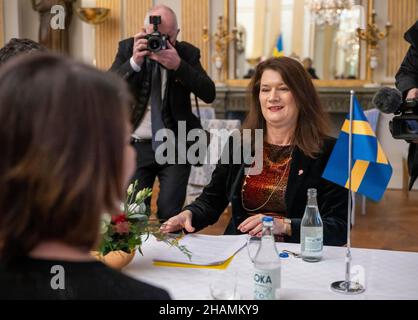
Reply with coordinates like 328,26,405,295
307,188,317,197
279,252,289,258
262,216,274,223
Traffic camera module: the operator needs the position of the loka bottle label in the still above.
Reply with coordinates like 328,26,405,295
253,267,280,300
304,236,322,252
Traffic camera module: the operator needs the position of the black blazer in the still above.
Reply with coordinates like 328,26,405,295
395,20,418,99
395,21,418,188
408,142,418,189
0,258,170,300
184,137,349,246
109,38,216,132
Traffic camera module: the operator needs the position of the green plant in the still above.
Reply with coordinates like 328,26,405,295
98,181,191,259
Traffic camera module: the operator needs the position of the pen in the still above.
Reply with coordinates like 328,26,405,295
281,250,301,258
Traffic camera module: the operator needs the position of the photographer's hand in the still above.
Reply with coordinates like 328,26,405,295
407,89,418,144
406,88,418,100
149,40,181,71
132,30,150,66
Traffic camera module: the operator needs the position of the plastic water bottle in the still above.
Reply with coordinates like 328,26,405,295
301,188,323,262
253,216,281,300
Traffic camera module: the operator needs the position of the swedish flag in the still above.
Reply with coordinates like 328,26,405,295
273,34,284,57
322,96,392,201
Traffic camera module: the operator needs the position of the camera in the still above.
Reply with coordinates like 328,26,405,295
372,87,418,141
390,99,418,141
144,16,168,52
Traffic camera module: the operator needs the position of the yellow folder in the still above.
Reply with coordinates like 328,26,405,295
153,255,235,270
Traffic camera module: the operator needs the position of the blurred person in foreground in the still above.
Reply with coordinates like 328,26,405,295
161,57,348,246
0,54,170,300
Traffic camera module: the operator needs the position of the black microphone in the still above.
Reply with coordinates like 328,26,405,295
372,87,403,114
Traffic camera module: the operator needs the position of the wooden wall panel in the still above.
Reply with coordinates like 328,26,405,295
0,0,4,47
322,25,334,80
387,0,418,77
292,0,304,57
181,0,209,71
96,0,121,70
124,0,152,38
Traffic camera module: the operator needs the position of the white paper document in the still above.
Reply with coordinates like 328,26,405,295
153,234,248,266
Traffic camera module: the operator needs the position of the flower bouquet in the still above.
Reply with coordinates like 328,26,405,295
96,181,191,268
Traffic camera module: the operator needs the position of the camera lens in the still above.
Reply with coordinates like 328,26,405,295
406,120,418,134
147,36,162,52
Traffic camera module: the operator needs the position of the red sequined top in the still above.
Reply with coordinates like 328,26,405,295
242,144,293,216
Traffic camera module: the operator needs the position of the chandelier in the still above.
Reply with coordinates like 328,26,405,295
307,0,355,26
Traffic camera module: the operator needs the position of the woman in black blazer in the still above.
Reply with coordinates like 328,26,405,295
161,57,348,246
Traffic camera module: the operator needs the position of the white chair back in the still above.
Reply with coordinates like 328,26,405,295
186,119,241,202
192,106,216,120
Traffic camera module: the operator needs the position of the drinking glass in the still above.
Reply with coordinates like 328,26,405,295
208,268,240,300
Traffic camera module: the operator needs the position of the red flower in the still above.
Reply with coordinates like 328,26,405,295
114,221,130,234
112,213,127,224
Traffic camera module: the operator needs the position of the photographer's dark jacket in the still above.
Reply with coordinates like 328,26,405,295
395,20,418,189
408,143,418,189
183,137,349,246
110,38,215,133
396,20,418,99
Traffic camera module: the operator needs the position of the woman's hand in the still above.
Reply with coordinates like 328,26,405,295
160,210,195,233
238,214,286,237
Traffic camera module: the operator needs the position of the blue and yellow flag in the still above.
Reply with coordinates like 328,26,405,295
322,96,392,201
273,34,284,57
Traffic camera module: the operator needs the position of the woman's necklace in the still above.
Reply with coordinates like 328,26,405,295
241,145,294,212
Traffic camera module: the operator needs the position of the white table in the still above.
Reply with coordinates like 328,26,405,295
123,236,418,300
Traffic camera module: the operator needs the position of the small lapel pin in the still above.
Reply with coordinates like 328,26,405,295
298,170,304,176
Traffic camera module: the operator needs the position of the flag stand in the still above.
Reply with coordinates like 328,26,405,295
330,90,366,295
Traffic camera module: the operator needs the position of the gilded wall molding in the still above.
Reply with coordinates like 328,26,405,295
124,0,152,38
181,0,209,71
387,0,418,77
96,0,121,70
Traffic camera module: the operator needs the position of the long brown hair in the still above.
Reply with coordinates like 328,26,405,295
242,57,330,158
0,54,132,263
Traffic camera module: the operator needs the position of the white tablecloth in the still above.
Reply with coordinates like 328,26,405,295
123,236,418,300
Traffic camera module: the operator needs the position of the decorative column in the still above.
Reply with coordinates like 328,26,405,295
95,0,120,70
181,0,209,72
124,0,152,38
386,0,418,77
0,0,4,47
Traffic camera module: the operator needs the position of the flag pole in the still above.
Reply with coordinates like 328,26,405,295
331,90,365,295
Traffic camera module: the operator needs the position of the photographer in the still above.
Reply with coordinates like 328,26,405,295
395,20,418,188
110,5,215,221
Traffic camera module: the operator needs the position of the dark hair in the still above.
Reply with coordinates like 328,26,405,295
0,54,132,263
242,57,330,158
0,38,46,66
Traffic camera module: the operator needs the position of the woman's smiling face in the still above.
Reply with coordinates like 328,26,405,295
259,69,299,132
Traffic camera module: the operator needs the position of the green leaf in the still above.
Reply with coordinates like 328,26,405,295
137,246,144,256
